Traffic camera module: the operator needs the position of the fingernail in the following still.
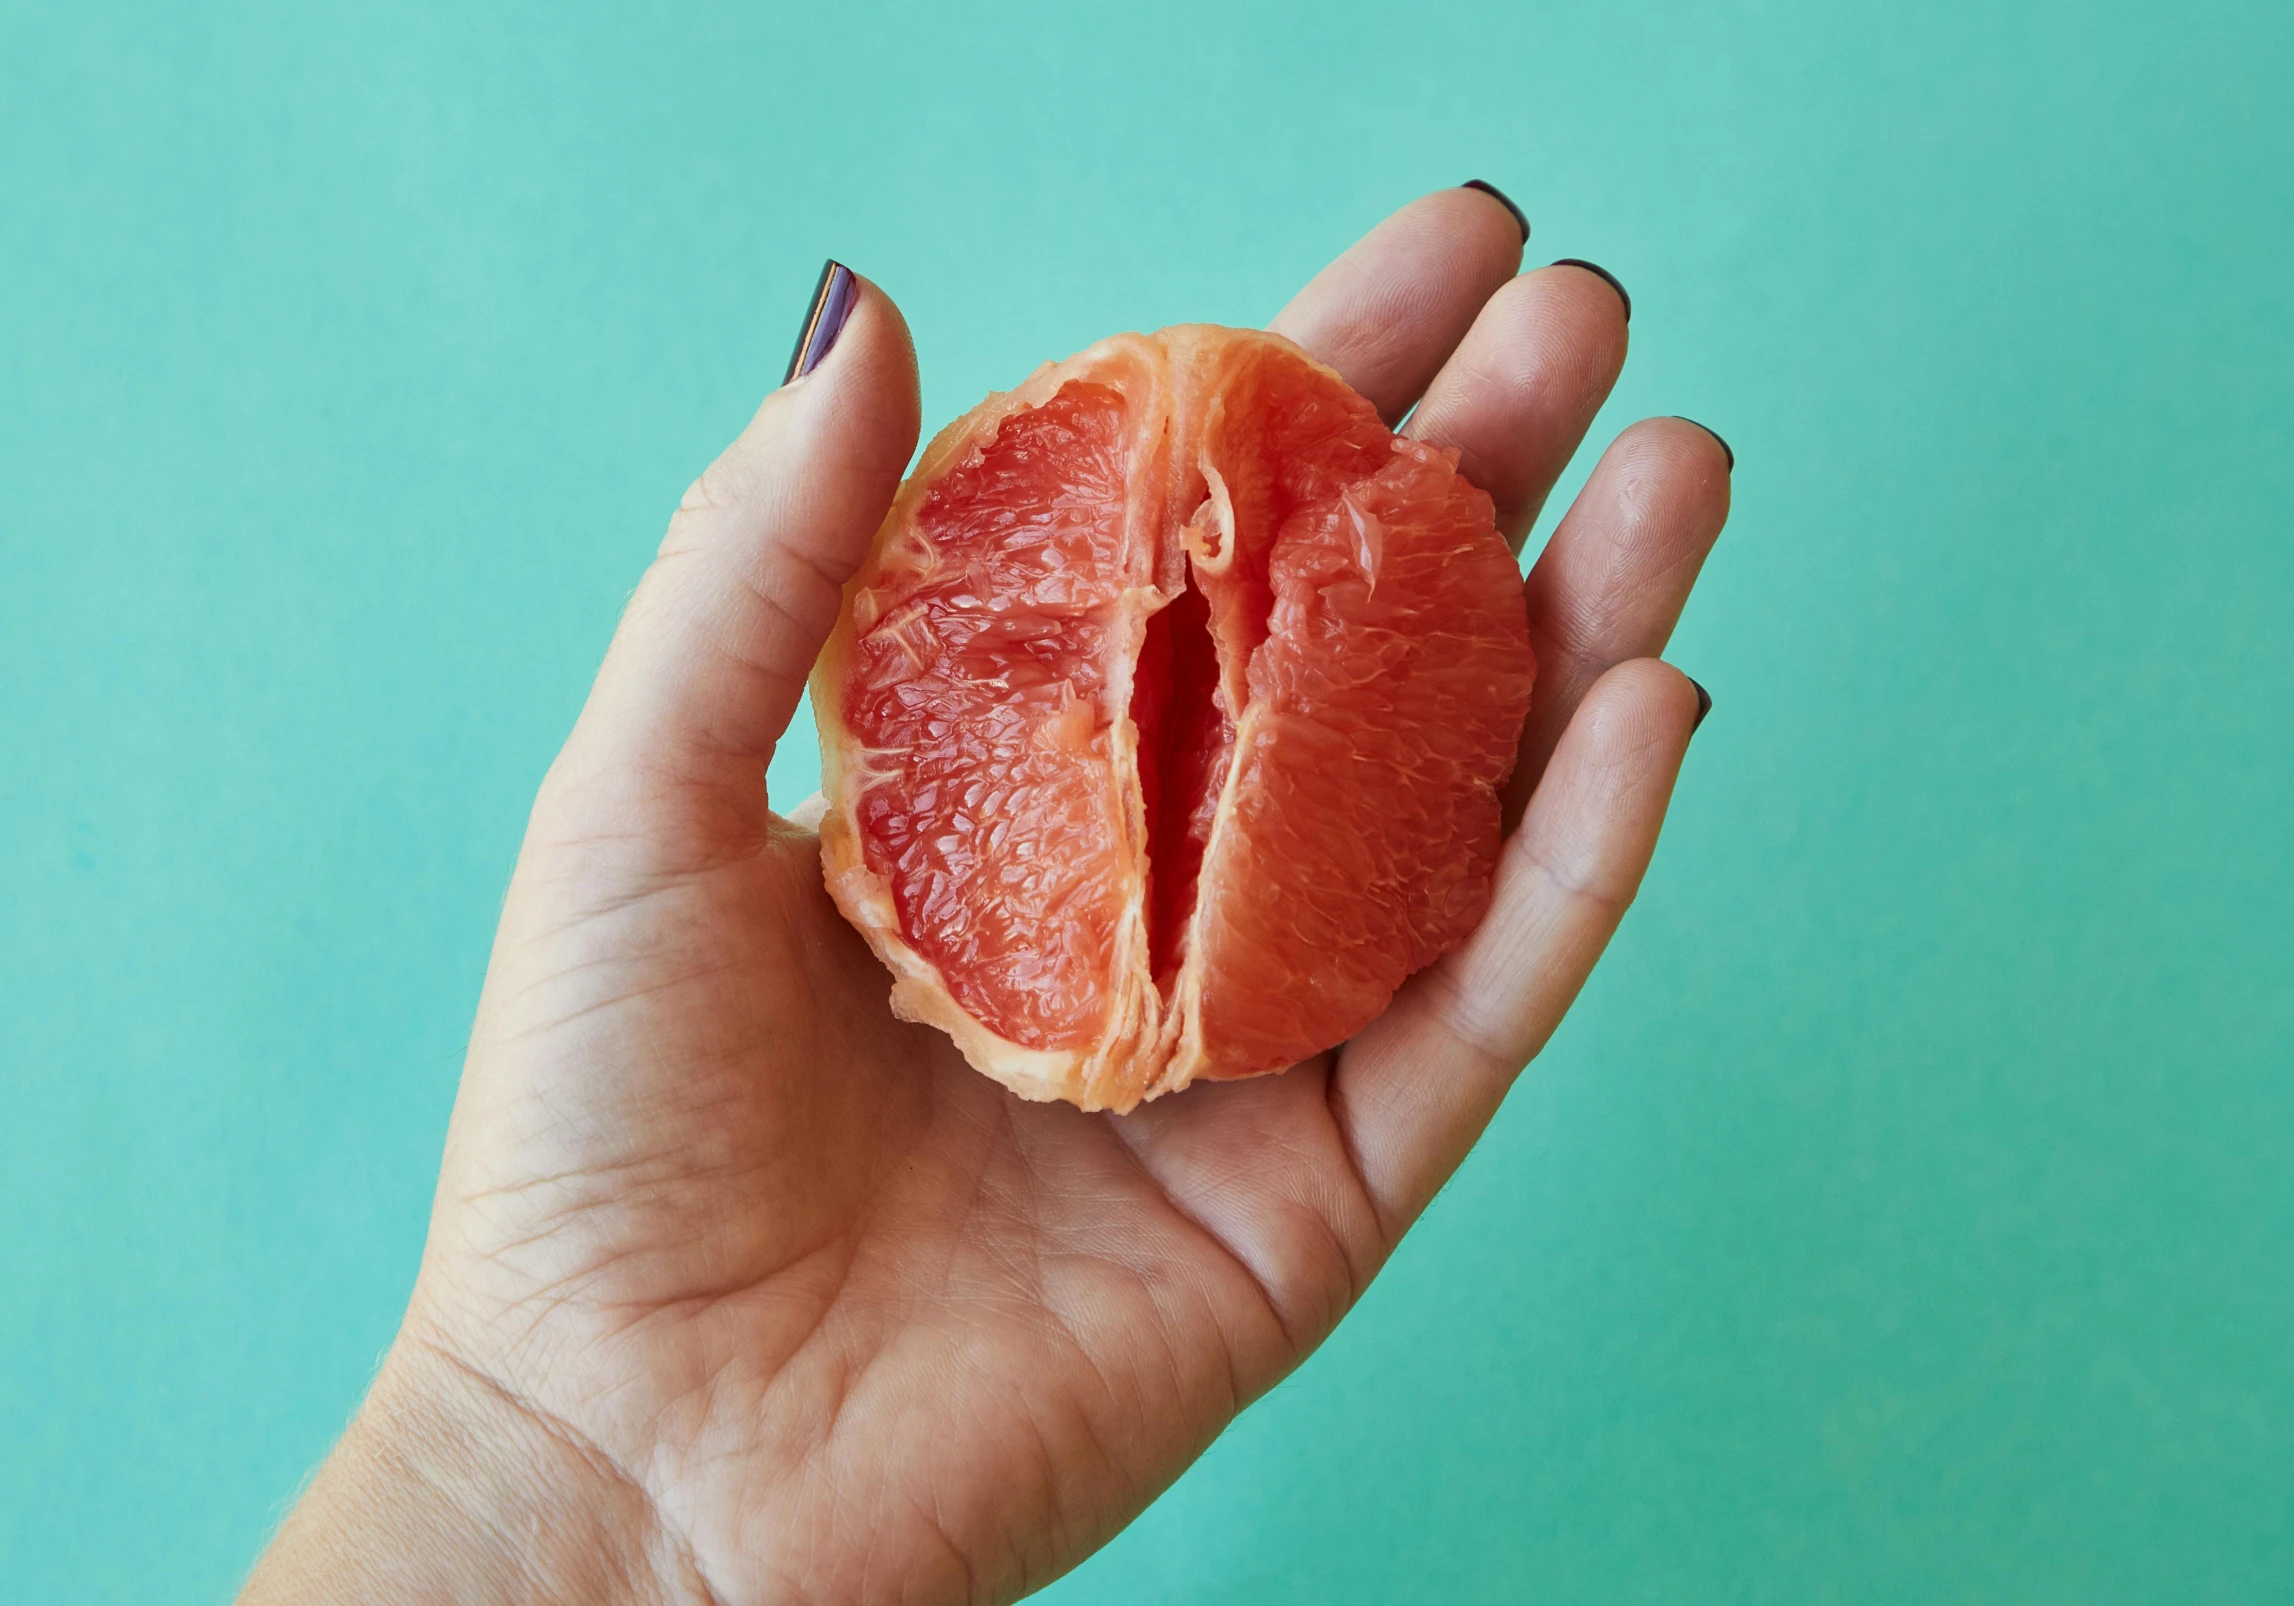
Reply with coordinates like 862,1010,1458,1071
1688,677,1713,732
784,259,857,384
1673,416,1734,472
1461,180,1530,244
1551,258,1631,323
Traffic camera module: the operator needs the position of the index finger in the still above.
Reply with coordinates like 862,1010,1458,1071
1269,185,1528,423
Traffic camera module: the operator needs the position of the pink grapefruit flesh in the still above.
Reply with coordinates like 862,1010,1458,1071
812,326,1535,1111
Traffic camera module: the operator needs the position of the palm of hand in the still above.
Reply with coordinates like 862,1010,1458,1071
396,189,1728,1605
431,787,1363,1601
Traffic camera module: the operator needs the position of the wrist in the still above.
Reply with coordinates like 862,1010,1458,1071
240,1326,709,1606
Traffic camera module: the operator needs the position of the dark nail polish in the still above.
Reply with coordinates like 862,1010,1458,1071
1689,678,1713,732
1461,180,1530,244
1673,416,1734,472
784,260,857,384
1551,258,1631,323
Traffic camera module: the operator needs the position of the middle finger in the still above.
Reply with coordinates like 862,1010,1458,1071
1402,261,1633,549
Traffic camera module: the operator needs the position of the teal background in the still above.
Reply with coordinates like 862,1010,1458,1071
5,0,2291,1598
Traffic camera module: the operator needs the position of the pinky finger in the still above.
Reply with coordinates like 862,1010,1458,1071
1330,658,1703,1237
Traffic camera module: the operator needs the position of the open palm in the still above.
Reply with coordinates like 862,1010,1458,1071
247,187,1728,1606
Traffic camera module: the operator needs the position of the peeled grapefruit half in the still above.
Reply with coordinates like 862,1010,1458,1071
812,326,1535,1111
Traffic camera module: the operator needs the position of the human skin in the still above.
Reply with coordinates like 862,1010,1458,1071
239,186,1731,1606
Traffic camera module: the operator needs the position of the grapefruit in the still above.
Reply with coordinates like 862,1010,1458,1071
812,326,1535,1111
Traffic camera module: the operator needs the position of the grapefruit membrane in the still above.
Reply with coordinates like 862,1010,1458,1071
812,326,1535,1111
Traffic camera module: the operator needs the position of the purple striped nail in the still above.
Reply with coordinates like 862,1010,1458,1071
784,260,857,384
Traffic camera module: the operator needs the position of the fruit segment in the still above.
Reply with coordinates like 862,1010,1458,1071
814,327,1534,1111
842,382,1138,1053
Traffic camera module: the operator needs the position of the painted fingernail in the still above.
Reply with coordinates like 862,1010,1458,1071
1551,259,1631,322
1461,180,1530,244
1673,416,1734,472
784,259,857,384
1689,678,1713,732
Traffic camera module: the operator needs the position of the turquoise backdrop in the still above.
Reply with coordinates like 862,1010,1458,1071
6,1,2292,1599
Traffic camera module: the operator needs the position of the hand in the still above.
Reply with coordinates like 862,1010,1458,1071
242,186,1730,1606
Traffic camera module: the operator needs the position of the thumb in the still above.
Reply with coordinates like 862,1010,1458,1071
549,267,921,845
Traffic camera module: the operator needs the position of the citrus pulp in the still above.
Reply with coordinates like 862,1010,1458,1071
812,326,1535,1111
